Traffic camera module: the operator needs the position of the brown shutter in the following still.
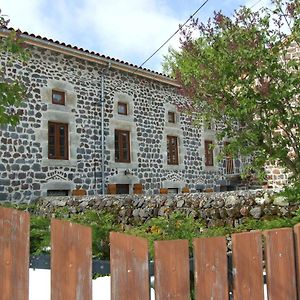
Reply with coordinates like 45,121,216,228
160,188,168,194
182,186,190,193
133,184,143,194
71,189,87,196
107,184,117,194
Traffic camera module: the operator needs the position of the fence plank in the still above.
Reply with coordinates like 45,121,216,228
193,236,228,300
264,227,297,300
110,232,149,300
294,223,300,299
51,219,92,300
232,231,264,300
0,207,30,300
154,239,190,300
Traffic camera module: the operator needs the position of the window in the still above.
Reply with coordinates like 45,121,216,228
115,129,130,162
224,142,234,174
48,122,68,160
47,190,69,196
116,184,129,194
204,140,214,166
52,90,65,105
168,111,176,123
117,102,128,115
167,135,179,165
168,188,178,194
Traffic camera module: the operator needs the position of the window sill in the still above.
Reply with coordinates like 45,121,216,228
203,165,218,172
41,159,77,167
109,161,139,169
164,164,185,171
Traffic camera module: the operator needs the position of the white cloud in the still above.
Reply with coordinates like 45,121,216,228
0,0,59,40
0,0,184,71
76,0,183,69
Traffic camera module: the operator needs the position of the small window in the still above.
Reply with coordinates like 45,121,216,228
118,102,128,115
204,140,214,166
168,188,178,194
167,135,179,165
52,90,65,105
47,190,69,196
116,184,129,194
115,129,130,163
48,122,68,160
168,111,176,123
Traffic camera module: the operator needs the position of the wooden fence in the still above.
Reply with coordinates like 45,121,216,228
1,206,300,299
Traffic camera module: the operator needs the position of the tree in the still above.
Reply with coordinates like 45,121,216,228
0,11,29,125
164,0,300,181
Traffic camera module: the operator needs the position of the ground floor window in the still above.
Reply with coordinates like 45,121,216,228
47,190,69,196
116,184,129,194
168,188,179,194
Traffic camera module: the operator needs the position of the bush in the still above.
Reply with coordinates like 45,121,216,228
126,212,205,257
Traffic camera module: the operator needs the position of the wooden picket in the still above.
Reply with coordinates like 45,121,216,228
193,236,228,300
294,223,300,298
0,207,30,300
51,219,92,300
110,232,149,300
3,206,300,299
154,239,190,300
232,231,264,299
264,228,298,300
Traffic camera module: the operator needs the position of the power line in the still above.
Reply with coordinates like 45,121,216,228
249,0,263,9
136,0,209,71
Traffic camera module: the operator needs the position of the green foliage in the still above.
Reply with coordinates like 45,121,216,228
4,202,300,261
126,212,205,257
279,182,300,203
164,0,300,181
67,210,120,259
0,11,29,125
30,216,51,255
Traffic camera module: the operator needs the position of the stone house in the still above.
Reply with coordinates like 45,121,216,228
0,28,245,202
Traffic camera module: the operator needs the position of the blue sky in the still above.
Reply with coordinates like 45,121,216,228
0,0,270,72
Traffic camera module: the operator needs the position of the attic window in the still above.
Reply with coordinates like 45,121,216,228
168,111,176,123
118,102,128,115
52,90,65,105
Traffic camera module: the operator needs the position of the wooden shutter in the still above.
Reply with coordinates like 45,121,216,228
107,184,117,194
133,183,143,194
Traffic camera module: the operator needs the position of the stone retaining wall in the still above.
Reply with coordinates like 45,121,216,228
36,190,298,227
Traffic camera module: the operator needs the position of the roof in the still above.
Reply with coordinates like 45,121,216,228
0,27,180,87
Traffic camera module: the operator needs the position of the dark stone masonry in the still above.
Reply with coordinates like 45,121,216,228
0,30,296,202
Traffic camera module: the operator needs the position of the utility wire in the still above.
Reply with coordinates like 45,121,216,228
249,0,263,9
136,0,209,71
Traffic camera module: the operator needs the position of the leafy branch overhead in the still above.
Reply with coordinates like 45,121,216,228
0,10,29,125
164,0,300,180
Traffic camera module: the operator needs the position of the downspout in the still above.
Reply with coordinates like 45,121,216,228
100,63,111,195
100,72,105,195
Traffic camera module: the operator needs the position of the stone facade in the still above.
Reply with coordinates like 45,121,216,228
0,30,247,202
0,31,298,201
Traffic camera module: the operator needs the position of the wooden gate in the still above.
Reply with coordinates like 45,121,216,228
1,206,300,299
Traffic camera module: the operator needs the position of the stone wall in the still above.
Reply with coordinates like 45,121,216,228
35,190,297,227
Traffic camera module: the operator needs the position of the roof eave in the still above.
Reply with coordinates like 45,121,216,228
0,29,181,88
